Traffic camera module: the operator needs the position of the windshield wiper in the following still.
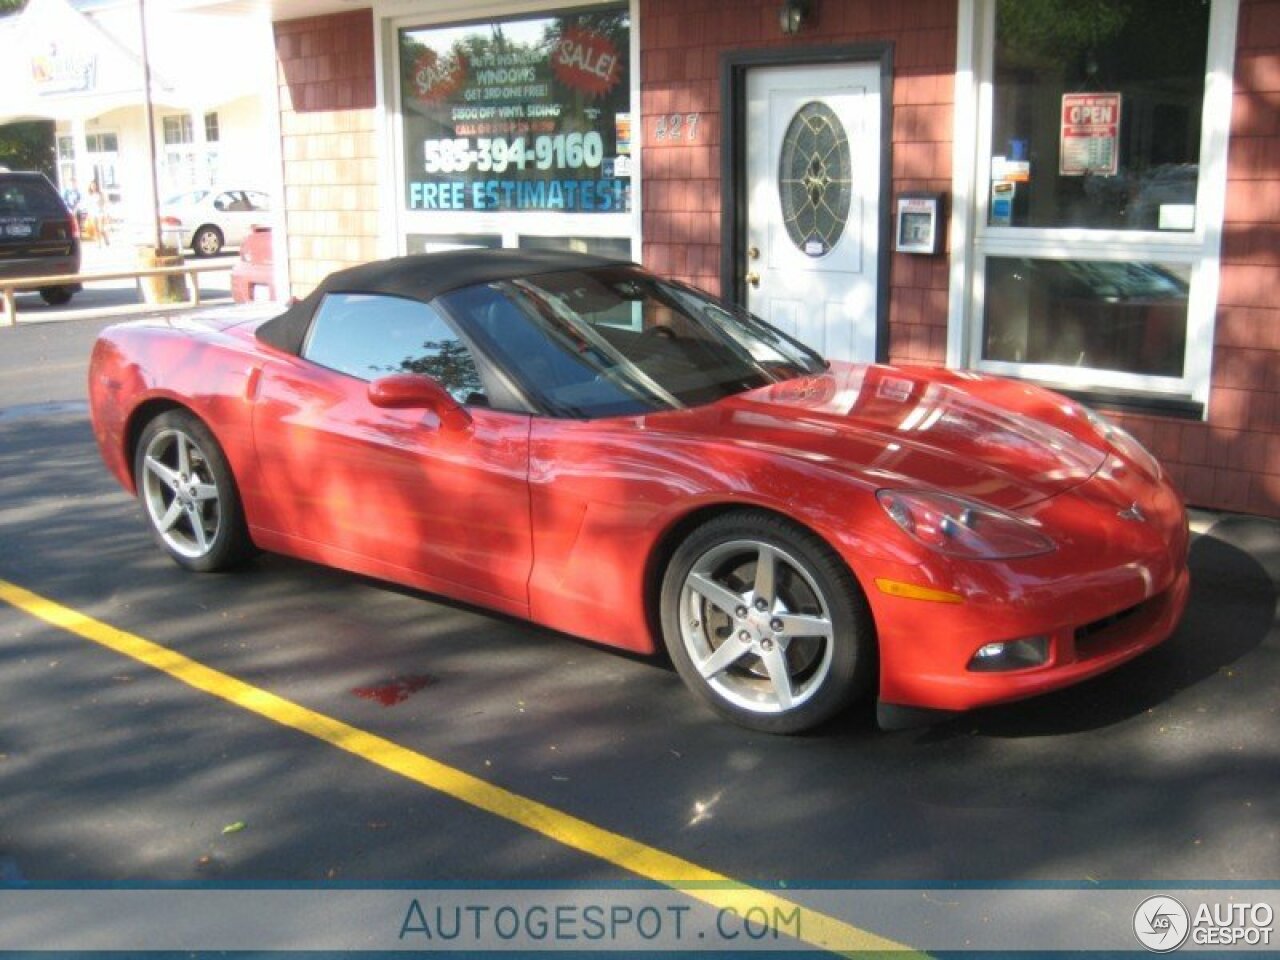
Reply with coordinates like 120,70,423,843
508,280,685,412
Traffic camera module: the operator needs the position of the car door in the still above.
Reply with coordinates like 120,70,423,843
211,191,258,248
250,292,533,613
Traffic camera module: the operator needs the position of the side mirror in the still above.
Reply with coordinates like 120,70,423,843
367,374,471,431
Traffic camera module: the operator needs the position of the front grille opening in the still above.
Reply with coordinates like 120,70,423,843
1075,600,1145,645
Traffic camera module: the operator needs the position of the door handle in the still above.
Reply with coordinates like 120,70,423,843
745,271,760,288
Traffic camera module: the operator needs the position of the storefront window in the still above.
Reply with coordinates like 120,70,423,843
989,0,1209,231
983,258,1189,377
964,0,1233,404
397,6,632,217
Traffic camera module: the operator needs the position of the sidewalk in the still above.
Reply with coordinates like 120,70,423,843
5,241,234,327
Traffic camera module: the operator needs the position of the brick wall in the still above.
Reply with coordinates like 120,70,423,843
275,11,379,297
639,0,955,365
1110,0,1280,516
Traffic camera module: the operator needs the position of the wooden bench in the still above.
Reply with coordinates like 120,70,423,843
1,261,234,326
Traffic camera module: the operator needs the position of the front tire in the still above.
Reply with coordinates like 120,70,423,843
192,226,223,257
660,511,874,734
133,410,252,572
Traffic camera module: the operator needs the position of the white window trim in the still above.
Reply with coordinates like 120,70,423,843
373,0,642,262
949,0,1239,411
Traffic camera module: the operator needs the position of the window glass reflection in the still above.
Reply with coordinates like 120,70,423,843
983,258,1189,377
303,293,486,403
990,0,1209,231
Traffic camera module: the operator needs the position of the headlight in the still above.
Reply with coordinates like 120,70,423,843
877,490,1056,560
1078,404,1161,479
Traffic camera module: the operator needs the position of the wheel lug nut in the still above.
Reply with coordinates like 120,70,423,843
754,598,768,611
738,630,751,643
689,619,700,629
770,618,784,632
761,638,774,651
735,606,748,619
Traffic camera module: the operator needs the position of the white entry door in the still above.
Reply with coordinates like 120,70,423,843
745,62,881,363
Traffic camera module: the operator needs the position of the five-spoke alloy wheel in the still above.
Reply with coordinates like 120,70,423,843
661,511,874,733
134,410,252,571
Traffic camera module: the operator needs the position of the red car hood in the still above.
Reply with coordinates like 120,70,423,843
642,363,1110,511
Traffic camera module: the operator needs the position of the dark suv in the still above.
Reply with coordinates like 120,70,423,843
0,170,81,305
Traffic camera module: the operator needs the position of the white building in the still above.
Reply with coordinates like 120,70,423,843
0,0,276,239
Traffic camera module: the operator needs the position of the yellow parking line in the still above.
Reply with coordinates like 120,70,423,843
0,577,921,957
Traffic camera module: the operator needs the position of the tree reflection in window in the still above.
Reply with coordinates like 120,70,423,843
303,292,488,404
778,101,853,258
393,340,487,405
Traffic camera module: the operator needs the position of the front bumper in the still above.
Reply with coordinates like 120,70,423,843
869,463,1190,713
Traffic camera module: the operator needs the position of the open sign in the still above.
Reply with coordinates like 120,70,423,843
1060,92,1122,176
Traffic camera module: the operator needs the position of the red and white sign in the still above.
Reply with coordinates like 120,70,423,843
411,49,467,104
1060,92,1121,177
551,27,622,98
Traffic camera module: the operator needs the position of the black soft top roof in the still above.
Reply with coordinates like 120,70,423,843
257,248,628,355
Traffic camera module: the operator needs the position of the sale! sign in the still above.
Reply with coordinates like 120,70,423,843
551,27,622,98
1060,92,1122,177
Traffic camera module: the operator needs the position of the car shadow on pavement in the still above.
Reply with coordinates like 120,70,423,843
918,517,1279,740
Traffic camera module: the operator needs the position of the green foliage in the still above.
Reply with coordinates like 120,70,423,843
0,121,55,177
0,0,28,16
998,0,1132,58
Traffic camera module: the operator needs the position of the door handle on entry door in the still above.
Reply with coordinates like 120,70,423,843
745,243,761,286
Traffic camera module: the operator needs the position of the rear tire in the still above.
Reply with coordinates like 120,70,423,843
39,287,74,306
133,410,253,572
660,510,875,734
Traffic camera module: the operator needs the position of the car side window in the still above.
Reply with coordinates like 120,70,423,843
302,293,487,405
245,191,270,211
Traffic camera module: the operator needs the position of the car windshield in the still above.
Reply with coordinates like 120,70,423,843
437,266,826,419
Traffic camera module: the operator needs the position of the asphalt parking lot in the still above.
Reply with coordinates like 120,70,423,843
0,316,1277,925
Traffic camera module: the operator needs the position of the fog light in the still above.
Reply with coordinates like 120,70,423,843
967,636,1049,672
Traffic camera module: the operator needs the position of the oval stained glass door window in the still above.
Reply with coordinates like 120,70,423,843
777,101,852,258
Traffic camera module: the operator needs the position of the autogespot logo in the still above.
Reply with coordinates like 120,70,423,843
1134,895,1191,952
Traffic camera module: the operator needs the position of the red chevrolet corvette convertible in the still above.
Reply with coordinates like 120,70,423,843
89,250,1190,732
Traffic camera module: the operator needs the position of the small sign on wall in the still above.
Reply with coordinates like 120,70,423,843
1060,92,1122,177
895,192,944,255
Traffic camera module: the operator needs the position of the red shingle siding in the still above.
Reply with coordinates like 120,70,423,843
1112,0,1280,516
639,0,955,367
